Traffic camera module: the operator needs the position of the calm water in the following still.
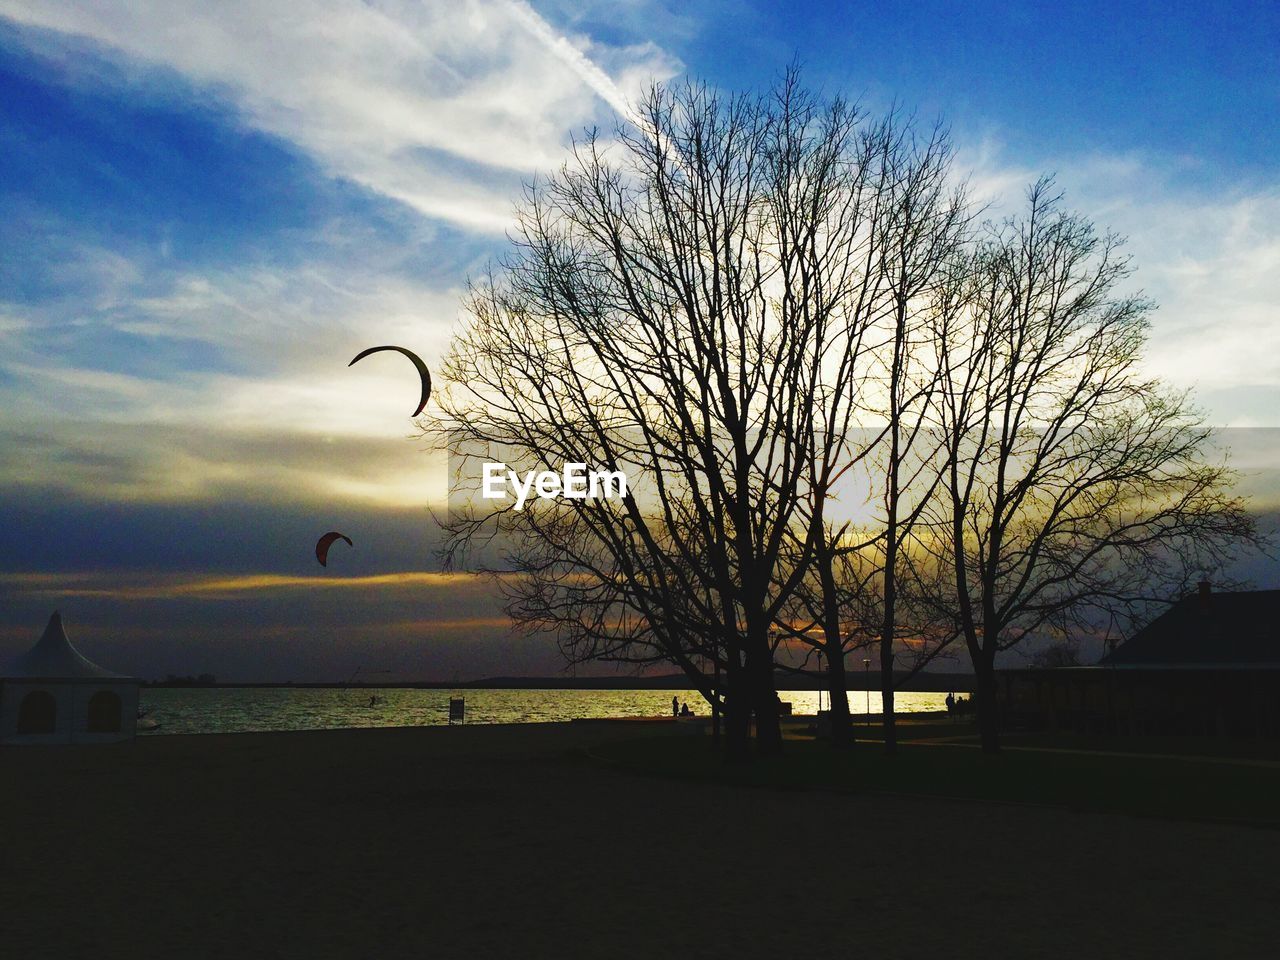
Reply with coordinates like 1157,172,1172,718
138,687,950,736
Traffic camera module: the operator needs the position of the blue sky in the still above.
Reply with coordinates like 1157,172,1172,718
692,1,1280,179
1,1,1277,679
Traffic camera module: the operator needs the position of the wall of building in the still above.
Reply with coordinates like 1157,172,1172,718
998,668,1280,738
0,679,139,744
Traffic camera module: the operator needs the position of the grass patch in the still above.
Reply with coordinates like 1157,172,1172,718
976,731,1280,761
843,721,975,741
592,734,1280,826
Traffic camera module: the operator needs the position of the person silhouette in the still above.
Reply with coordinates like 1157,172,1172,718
945,692,955,712
679,702,692,717
672,695,679,717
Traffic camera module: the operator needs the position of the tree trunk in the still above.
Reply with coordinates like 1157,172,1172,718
880,284,908,758
880,508,899,756
880,638,896,755
723,648,751,762
818,553,853,747
747,635,783,756
825,639,853,747
974,655,1001,754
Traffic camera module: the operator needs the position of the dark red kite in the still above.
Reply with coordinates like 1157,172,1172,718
315,531,353,567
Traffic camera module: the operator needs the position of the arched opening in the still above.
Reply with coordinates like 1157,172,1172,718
17,690,57,734
87,690,122,733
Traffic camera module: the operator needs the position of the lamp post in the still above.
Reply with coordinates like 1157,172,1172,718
817,648,825,714
711,650,720,746
863,658,871,725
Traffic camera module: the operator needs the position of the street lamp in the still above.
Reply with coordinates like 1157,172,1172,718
816,648,825,714
863,658,871,724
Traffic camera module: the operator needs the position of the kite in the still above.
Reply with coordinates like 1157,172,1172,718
315,531,353,567
349,345,431,416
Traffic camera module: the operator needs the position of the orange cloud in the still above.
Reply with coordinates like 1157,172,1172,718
0,570,503,601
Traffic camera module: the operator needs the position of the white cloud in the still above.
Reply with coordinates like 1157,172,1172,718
505,0,636,120
0,3,683,509
0,239,462,507
0,313,30,334
0,0,681,231
959,141,1280,425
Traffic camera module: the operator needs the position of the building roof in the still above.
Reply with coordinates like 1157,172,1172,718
1102,588,1280,667
1,612,132,681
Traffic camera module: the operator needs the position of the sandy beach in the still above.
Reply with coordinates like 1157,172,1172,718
3,722,1278,959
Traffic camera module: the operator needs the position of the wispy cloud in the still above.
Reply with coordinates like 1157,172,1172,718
0,0,679,230
959,140,1280,426
505,0,635,120
0,1,682,512
0,569,494,600
0,567,543,679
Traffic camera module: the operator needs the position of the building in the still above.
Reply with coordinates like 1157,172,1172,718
998,584,1280,738
0,612,139,745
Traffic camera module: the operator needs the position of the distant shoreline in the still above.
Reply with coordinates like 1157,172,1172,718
142,672,976,692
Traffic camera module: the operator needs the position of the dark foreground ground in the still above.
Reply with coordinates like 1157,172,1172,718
3,722,1279,959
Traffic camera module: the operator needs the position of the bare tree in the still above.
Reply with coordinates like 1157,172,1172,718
1029,639,1082,668
925,178,1258,753
763,114,970,751
436,74,897,758
864,119,971,754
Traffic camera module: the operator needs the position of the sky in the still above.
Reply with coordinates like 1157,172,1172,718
1,1,1278,681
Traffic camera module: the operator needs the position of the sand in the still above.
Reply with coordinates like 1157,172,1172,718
3,721,1277,959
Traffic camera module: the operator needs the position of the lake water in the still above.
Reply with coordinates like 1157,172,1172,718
138,687,951,736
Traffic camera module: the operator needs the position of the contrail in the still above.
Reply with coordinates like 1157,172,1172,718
504,0,637,123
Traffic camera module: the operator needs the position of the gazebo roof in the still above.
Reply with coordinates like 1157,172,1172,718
2,612,132,681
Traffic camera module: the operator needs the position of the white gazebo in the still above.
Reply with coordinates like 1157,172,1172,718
0,612,139,744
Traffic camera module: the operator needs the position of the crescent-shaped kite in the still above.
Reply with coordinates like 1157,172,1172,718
349,345,432,416
315,531,353,567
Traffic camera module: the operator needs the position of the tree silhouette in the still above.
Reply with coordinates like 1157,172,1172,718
924,179,1258,753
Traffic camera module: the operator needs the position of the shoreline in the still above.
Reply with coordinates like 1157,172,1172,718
140,674,977,692
134,686,957,737
128,708,959,737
